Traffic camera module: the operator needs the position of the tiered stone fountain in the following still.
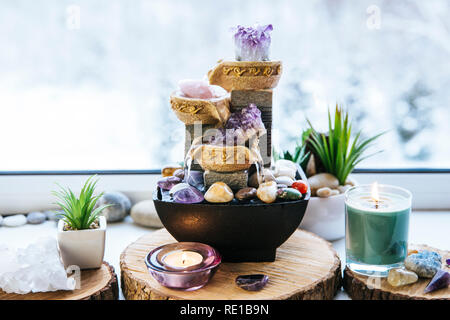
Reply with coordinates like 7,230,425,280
153,24,310,262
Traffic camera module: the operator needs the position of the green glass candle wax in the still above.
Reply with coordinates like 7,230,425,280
345,184,411,276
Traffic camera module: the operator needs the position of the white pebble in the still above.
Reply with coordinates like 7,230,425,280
275,176,294,187
337,185,351,194
273,166,296,180
316,187,332,198
330,189,340,196
2,215,27,227
275,159,298,171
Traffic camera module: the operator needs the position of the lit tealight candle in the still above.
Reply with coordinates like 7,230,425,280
163,250,204,269
145,243,221,291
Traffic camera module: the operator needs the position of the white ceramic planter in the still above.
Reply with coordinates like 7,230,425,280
57,216,106,269
300,194,345,241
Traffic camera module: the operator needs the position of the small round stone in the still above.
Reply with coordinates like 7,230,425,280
235,187,257,201
276,188,302,200
273,166,296,180
292,180,308,194
274,159,298,171
173,169,185,180
275,176,294,187
316,187,332,198
27,212,46,224
248,169,275,188
44,210,63,222
236,274,269,291
387,268,418,287
169,183,190,196
330,189,340,196
95,191,131,222
337,185,351,194
204,182,234,203
405,250,442,278
157,176,182,190
308,173,339,196
173,185,204,204
2,215,27,227
161,165,183,177
256,181,278,204
130,200,163,228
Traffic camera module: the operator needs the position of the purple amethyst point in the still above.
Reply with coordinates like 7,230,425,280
236,274,269,291
446,258,450,267
424,269,450,293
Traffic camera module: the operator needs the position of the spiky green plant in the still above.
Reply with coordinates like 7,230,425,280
307,105,384,185
273,129,312,171
52,175,111,230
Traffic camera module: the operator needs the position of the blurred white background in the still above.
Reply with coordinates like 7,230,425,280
0,0,449,171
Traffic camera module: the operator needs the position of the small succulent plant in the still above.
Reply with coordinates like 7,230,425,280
277,105,384,185
52,175,111,230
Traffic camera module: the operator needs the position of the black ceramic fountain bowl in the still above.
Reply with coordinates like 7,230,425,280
153,167,310,262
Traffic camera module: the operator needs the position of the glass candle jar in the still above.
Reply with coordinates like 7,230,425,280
345,183,412,277
145,242,221,291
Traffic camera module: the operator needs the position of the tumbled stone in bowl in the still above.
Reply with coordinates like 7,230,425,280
173,185,204,204
236,274,269,291
173,169,185,180
235,187,257,201
157,176,182,191
276,188,302,200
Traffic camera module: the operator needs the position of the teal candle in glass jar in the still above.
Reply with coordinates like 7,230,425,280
345,183,412,277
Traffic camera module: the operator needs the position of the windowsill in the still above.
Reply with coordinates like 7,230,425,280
0,210,448,300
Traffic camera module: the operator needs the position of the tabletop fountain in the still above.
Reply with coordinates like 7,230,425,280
153,24,310,262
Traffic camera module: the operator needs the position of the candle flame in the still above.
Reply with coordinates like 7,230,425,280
371,182,380,205
181,252,188,265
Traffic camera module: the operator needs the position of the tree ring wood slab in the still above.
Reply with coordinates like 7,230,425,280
0,262,118,300
343,244,450,300
120,228,342,300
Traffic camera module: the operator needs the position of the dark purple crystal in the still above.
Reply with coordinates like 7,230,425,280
446,258,450,267
173,185,204,204
185,170,204,190
424,269,450,293
157,176,182,190
236,274,269,291
206,103,266,146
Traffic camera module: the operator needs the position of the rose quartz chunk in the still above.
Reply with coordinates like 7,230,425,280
178,79,227,99
178,79,213,99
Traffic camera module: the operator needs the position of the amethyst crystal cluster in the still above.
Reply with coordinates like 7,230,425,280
206,103,266,146
233,24,273,61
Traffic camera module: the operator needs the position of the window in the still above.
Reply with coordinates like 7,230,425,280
1,0,449,171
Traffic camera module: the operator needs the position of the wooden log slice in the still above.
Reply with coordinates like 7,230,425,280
344,244,450,300
120,228,342,300
0,262,118,300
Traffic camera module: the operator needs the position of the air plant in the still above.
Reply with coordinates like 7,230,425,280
52,175,111,230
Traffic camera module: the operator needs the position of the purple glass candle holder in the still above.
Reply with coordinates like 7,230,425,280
145,242,221,291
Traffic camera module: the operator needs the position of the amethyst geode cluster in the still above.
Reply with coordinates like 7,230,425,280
233,24,273,61
206,103,266,146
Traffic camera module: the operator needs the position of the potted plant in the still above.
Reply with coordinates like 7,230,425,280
54,175,111,269
275,105,384,240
